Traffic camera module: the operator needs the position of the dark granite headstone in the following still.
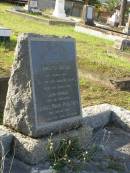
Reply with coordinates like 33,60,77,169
3,33,82,137
29,37,81,125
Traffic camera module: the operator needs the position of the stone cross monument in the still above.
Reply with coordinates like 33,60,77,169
53,0,66,19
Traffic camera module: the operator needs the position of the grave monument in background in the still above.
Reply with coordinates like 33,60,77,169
53,0,66,19
107,10,120,27
123,13,130,35
24,0,41,13
0,27,11,40
81,5,95,26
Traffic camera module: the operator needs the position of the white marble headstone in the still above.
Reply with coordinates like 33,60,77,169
53,0,66,19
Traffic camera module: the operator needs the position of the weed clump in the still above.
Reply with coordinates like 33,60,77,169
47,134,97,172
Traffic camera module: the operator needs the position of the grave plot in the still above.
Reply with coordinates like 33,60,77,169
6,0,79,26
0,33,130,173
1,3,130,124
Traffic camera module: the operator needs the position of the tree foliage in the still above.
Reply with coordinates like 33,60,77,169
106,0,120,12
88,0,101,6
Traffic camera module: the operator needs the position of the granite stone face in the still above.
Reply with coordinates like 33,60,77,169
3,33,81,137
0,131,13,157
0,124,92,165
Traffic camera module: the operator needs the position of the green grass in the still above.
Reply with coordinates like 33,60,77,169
80,78,130,110
0,2,130,111
0,37,16,77
0,3,130,78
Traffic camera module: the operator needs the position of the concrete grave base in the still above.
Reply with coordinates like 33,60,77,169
114,38,130,50
1,104,130,168
0,124,93,165
75,24,127,41
7,9,77,26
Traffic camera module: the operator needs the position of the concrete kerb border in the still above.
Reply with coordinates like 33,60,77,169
83,104,130,132
6,9,76,26
75,24,128,41
0,103,130,165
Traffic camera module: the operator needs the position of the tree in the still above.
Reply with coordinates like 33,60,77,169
106,0,120,12
119,0,127,26
88,0,100,6
83,0,100,5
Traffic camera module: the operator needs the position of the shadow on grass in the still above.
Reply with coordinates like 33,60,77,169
0,67,9,77
0,112,3,125
0,38,16,51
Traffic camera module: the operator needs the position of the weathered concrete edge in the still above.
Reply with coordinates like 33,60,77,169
6,9,75,26
111,105,130,131
74,25,125,41
0,105,112,164
0,124,93,165
49,19,75,26
1,104,130,165
83,103,130,131
6,9,49,24
75,23,128,38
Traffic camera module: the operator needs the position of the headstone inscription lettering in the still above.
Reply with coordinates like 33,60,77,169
29,37,81,127
3,34,81,137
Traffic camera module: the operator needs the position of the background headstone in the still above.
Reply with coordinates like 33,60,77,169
53,0,66,19
82,5,95,26
29,0,38,8
0,27,12,40
123,13,130,35
24,0,41,14
107,10,120,27
3,33,81,137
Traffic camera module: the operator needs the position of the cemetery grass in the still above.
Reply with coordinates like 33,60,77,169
0,2,130,115
1,3,130,79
